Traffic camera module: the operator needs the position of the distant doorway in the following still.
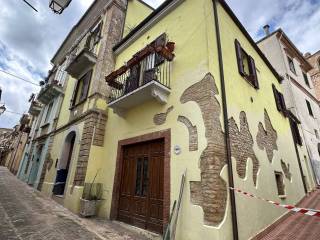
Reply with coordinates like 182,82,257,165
52,131,76,196
28,144,43,186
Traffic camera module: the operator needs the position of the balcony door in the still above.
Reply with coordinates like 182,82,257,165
118,139,164,234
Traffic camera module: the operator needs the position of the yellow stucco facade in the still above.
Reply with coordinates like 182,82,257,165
40,0,316,239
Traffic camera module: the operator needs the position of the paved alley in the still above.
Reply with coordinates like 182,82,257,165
253,188,320,240
0,167,158,240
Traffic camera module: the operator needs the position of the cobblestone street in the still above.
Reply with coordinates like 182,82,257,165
0,167,158,240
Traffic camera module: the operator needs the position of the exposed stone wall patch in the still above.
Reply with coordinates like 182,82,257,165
256,110,278,162
153,106,173,125
229,112,259,185
281,159,292,180
181,73,227,226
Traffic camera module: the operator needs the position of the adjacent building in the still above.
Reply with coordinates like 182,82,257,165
0,114,31,175
305,49,320,183
258,27,320,186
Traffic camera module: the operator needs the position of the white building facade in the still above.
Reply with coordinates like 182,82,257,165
258,27,320,187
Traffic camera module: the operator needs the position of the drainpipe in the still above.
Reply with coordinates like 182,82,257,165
212,1,239,240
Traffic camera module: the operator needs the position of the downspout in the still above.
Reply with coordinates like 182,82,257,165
289,118,308,193
212,1,239,240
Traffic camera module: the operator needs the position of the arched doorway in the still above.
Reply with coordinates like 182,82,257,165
52,131,76,195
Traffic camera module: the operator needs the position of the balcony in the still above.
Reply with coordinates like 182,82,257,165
107,56,173,117
65,29,99,79
37,80,63,105
28,100,42,116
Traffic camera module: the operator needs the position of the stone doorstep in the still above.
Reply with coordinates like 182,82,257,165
111,221,162,240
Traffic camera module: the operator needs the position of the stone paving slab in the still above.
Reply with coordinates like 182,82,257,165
253,188,320,240
0,167,159,240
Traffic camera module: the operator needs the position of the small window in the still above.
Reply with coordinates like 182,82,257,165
71,70,93,107
275,171,285,196
306,100,314,117
315,129,319,139
287,56,296,74
318,58,320,71
289,118,302,146
235,39,259,89
44,102,54,123
272,84,287,116
303,72,310,87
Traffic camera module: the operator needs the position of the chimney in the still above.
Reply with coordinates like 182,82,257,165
263,24,270,36
304,52,311,58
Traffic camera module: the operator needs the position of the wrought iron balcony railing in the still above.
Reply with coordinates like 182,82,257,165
109,53,171,102
105,35,175,116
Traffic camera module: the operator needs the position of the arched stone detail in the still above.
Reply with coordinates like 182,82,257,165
177,116,198,151
180,73,227,226
229,112,259,185
256,109,278,162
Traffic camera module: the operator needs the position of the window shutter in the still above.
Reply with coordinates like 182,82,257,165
248,56,259,89
279,92,287,116
272,85,282,112
235,39,245,76
70,80,80,108
290,118,302,146
80,70,92,102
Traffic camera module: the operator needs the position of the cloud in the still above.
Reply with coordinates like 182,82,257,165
226,0,320,53
0,0,318,128
0,0,94,128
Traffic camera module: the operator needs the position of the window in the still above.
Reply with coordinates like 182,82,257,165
71,70,93,107
287,56,296,74
289,117,302,145
275,171,285,196
318,58,320,71
306,100,314,117
315,129,319,139
303,72,310,87
44,102,54,123
235,39,259,89
272,84,287,116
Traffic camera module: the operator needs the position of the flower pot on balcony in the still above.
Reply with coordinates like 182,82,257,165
166,42,175,52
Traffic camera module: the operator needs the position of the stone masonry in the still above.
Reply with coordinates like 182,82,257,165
256,110,278,162
229,112,259,185
181,73,227,226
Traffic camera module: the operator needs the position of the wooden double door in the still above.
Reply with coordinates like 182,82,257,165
118,139,164,234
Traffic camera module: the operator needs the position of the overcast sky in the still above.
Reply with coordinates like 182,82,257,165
0,0,319,128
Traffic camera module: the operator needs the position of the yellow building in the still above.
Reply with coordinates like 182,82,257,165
40,0,152,213
41,0,315,239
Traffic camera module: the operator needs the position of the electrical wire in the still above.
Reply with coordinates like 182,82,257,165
4,110,24,116
22,0,38,12
0,69,40,87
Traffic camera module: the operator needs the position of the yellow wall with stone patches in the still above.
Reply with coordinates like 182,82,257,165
42,0,312,239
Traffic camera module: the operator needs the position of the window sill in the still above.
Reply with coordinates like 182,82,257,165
278,195,287,199
40,123,50,128
69,99,87,111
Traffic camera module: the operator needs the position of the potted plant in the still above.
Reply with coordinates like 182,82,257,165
79,170,103,217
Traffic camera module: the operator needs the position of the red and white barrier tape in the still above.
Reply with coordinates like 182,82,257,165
229,187,320,217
